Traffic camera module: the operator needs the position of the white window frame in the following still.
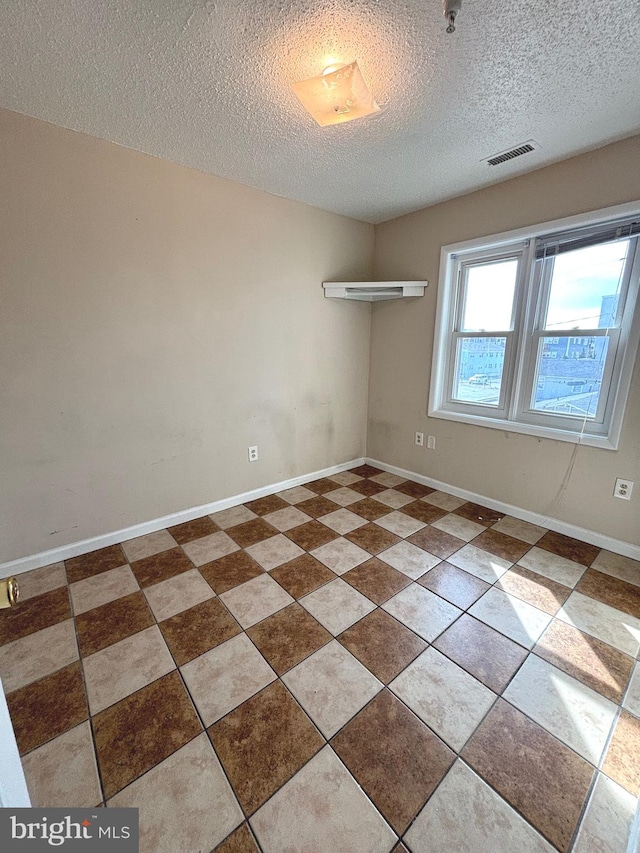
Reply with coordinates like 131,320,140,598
429,202,640,450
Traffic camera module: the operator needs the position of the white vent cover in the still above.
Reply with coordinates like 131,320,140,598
482,140,540,167
323,281,426,302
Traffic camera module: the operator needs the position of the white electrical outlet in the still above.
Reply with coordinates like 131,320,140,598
427,435,436,450
248,445,259,462
415,432,424,447
613,478,633,500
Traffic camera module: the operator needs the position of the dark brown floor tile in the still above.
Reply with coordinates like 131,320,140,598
159,598,241,666
213,823,259,852
462,698,594,852
6,662,88,755
198,551,263,594
246,603,331,675
305,477,343,495
417,561,490,609
0,586,71,646
394,480,435,499
537,530,600,567
338,609,427,683
331,689,454,834
472,529,530,563
130,547,193,588
295,495,341,518
602,711,640,796
284,520,339,550
269,554,336,599
575,568,640,619
168,516,219,544
349,479,388,497
226,518,278,548
244,495,289,516
342,558,411,605
209,681,323,814
75,591,154,657
349,498,393,521
345,523,401,556
350,464,383,478
535,620,634,703
408,527,465,560
400,501,448,525
65,544,127,583
497,565,571,616
433,614,527,693
453,502,503,527
94,670,201,799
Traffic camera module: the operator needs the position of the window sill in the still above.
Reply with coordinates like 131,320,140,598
427,406,619,450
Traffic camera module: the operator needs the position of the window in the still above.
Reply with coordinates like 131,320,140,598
429,206,640,449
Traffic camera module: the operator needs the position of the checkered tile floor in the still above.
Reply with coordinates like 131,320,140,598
1,465,639,852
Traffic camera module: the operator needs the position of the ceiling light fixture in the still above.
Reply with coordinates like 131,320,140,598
290,60,380,127
444,0,462,33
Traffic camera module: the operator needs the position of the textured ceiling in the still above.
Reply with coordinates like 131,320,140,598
1,1,639,223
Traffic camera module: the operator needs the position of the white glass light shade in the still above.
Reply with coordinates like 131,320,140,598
290,61,379,127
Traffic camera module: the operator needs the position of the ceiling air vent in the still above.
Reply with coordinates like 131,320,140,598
483,140,540,167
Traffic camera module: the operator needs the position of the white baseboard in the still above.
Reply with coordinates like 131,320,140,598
1,458,365,576
367,457,640,562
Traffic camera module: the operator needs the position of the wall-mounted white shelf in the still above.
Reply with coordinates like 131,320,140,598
322,281,427,302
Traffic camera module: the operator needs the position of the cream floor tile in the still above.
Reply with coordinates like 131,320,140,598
70,564,139,615
109,733,243,853
591,550,640,587
182,531,239,567
319,508,368,535
517,546,586,588
469,588,552,649
447,544,512,583
330,471,363,486
282,642,383,738
431,514,485,542
262,506,312,532
144,568,215,621
421,491,466,511
121,529,178,563
573,773,637,853
83,625,175,714
300,578,376,635
375,511,426,538
382,585,461,642
623,662,640,716
324,487,363,507
251,746,396,853
377,541,441,580
220,573,294,629
210,505,257,529
181,634,275,725
406,760,554,853
373,489,414,509
276,485,317,504
17,563,67,601
390,648,496,751
556,591,640,657
370,472,405,488
492,516,547,545
0,619,79,693
311,538,370,575
245,534,305,570
504,654,617,764
23,722,102,808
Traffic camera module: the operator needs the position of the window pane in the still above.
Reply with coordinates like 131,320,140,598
461,259,517,332
452,337,506,405
543,240,629,331
531,336,610,418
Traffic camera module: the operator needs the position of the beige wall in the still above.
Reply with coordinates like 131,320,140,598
0,109,374,562
371,136,640,546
